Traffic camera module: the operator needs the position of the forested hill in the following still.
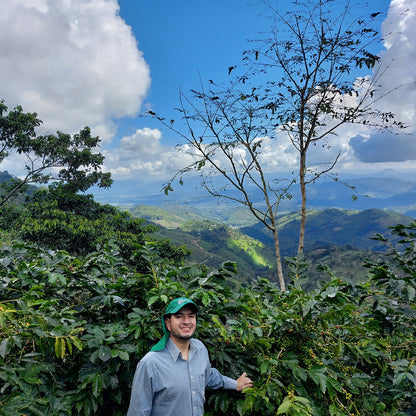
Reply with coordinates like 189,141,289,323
129,204,414,285
241,208,414,255
130,204,413,253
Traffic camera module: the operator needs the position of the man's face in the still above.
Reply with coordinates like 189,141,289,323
165,306,197,342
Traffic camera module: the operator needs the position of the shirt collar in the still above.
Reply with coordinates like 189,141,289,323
166,338,202,361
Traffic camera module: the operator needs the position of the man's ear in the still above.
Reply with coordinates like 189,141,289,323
164,316,171,332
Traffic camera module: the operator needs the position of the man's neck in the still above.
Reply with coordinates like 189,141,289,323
170,336,191,360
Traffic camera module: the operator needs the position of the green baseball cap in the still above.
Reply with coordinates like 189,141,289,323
150,297,199,352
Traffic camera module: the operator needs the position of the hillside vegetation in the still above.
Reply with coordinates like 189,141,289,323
242,208,414,254
1,182,415,415
129,204,414,287
129,202,258,228
2,212,416,415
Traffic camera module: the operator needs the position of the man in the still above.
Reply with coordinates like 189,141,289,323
127,297,253,416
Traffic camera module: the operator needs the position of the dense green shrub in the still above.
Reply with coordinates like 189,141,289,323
0,185,190,271
0,221,415,415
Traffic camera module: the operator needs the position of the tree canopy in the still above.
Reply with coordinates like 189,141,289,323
0,100,112,206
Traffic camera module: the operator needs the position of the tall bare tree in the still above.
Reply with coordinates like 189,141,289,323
154,0,405,290
245,0,405,256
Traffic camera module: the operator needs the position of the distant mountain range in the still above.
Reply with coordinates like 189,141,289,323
130,204,413,256
93,173,416,218
3,169,416,216
241,208,413,255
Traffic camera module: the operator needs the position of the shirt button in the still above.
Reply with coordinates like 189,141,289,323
192,391,196,395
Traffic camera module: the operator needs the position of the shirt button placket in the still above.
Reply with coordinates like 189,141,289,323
188,362,197,415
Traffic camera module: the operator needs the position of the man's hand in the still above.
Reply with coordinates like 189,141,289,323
236,372,253,391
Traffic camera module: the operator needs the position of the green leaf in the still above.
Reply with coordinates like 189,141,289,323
23,373,41,385
89,327,105,343
260,360,269,374
98,345,112,362
253,326,263,337
302,300,317,316
242,394,256,413
119,350,129,361
406,285,415,301
285,360,307,382
163,183,173,195
351,373,372,387
148,295,159,307
198,277,210,286
83,397,91,415
334,339,343,358
201,292,210,306
276,396,292,414
327,376,342,398
308,367,327,394
92,373,104,397
54,337,66,358
236,398,244,416
394,371,414,385
321,286,339,298
70,335,83,351
0,338,10,358
66,337,73,354
48,272,66,285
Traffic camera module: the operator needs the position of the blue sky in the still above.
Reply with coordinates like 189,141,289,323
1,0,415,203
118,1,270,120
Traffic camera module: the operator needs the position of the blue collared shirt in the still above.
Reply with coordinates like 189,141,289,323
127,338,237,416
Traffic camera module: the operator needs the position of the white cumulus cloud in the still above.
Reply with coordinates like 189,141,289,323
0,0,150,140
377,0,416,128
341,0,416,170
102,128,198,180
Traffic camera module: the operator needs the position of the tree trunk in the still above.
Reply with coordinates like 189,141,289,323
298,151,307,255
272,225,286,291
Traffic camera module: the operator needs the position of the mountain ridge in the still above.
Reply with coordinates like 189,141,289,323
129,204,414,287
94,174,416,217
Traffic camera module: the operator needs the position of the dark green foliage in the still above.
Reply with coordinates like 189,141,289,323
1,185,190,271
0,241,151,415
1,221,416,415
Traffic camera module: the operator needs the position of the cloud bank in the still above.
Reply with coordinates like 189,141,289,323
0,0,150,141
346,0,416,167
102,128,197,180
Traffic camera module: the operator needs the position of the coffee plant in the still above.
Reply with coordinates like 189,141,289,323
1,221,416,415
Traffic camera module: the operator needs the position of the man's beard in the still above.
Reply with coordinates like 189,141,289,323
170,326,195,340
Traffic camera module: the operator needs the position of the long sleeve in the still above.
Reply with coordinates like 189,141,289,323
127,360,153,416
206,366,238,390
